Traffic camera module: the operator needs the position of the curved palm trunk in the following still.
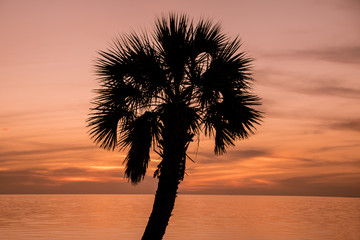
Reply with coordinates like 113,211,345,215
142,105,190,240
141,167,180,240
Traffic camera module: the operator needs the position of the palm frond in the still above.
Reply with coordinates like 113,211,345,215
194,39,254,108
204,94,262,154
154,13,193,85
87,107,132,150
192,19,226,55
95,32,167,108
122,111,160,184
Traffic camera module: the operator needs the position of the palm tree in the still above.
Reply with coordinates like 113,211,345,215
88,13,262,240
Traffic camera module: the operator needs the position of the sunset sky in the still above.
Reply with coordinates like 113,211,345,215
1,0,359,196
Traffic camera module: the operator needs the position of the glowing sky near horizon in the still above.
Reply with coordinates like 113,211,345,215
1,0,360,196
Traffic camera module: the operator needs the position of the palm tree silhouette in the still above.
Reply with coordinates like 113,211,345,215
88,13,262,240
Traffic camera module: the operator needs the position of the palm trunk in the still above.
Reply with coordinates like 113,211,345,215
141,137,184,240
141,169,180,240
141,104,190,240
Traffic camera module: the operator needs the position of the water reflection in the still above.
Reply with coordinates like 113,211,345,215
0,195,359,240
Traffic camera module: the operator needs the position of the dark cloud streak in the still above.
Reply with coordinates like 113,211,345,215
330,119,360,132
0,167,158,194
188,148,270,164
0,145,96,159
261,46,360,65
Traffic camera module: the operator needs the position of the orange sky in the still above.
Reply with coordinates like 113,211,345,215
1,0,359,196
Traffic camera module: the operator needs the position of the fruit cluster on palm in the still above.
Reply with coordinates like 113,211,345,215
88,13,262,240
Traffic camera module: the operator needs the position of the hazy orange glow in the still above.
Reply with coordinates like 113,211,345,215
0,0,359,196
58,177,103,182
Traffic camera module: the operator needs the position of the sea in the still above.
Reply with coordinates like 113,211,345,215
0,194,359,240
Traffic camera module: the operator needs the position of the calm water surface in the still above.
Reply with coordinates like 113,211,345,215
0,194,359,240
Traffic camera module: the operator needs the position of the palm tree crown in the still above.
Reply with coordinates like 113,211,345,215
88,14,262,184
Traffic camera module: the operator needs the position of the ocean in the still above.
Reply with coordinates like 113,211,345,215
0,194,359,240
